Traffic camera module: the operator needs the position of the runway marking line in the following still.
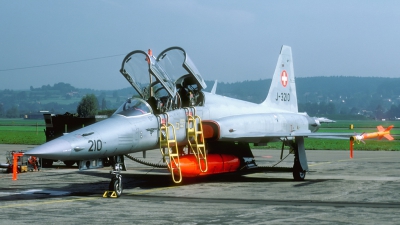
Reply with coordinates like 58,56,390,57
309,162,332,167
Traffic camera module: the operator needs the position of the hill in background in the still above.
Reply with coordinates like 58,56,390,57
1,77,400,120
204,76,400,120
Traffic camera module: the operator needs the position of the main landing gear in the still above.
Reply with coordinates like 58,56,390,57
285,136,308,181
293,158,306,181
103,155,125,198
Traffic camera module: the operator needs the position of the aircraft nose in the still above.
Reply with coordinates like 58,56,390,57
25,139,72,160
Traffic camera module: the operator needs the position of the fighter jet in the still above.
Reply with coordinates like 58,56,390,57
25,46,393,197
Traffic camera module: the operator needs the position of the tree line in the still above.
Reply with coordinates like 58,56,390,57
1,77,400,120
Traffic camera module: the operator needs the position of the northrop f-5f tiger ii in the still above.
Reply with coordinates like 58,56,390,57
25,46,393,197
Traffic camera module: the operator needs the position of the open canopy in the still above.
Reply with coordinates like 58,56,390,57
119,47,206,101
120,50,176,100
156,46,206,90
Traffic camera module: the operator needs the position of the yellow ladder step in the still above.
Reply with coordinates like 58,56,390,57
158,121,182,184
186,114,208,173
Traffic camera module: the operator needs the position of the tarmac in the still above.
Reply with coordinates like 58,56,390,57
1,144,400,224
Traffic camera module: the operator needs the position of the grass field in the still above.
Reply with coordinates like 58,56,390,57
0,118,399,150
251,120,400,151
0,119,46,145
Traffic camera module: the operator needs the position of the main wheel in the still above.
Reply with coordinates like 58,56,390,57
293,168,306,181
109,177,123,197
293,159,306,181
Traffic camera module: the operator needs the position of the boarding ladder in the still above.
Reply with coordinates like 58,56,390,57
185,107,208,173
158,113,182,183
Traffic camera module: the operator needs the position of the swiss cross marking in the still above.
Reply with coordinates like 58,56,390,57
281,70,288,87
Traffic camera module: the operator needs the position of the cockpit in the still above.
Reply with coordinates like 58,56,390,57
119,47,207,114
113,98,152,117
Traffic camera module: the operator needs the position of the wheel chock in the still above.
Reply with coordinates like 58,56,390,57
103,191,118,198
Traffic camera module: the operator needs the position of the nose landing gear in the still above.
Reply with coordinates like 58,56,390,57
103,171,123,198
103,156,125,198
103,172,122,198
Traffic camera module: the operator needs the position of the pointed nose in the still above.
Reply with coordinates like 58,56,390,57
25,139,72,160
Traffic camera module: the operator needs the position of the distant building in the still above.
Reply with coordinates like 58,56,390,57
24,111,50,119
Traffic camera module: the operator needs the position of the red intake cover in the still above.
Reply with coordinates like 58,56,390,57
173,154,240,177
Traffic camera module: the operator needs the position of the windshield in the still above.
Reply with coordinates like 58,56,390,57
113,98,152,117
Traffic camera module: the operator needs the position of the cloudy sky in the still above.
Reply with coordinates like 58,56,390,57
1,0,399,90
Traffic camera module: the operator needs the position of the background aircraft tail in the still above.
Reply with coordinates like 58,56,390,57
377,125,394,140
261,45,298,113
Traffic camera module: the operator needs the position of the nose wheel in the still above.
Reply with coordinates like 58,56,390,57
108,173,123,197
103,158,124,198
103,170,123,198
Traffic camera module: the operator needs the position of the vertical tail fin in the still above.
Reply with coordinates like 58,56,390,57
261,45,298,113
211,80,218,94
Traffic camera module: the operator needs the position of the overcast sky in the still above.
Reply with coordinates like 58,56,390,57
1,0,399,90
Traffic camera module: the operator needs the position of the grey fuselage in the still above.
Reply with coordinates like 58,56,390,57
25,45,323,164
27,92,319,161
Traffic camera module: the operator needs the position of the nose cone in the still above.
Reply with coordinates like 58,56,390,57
25,139,72,160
